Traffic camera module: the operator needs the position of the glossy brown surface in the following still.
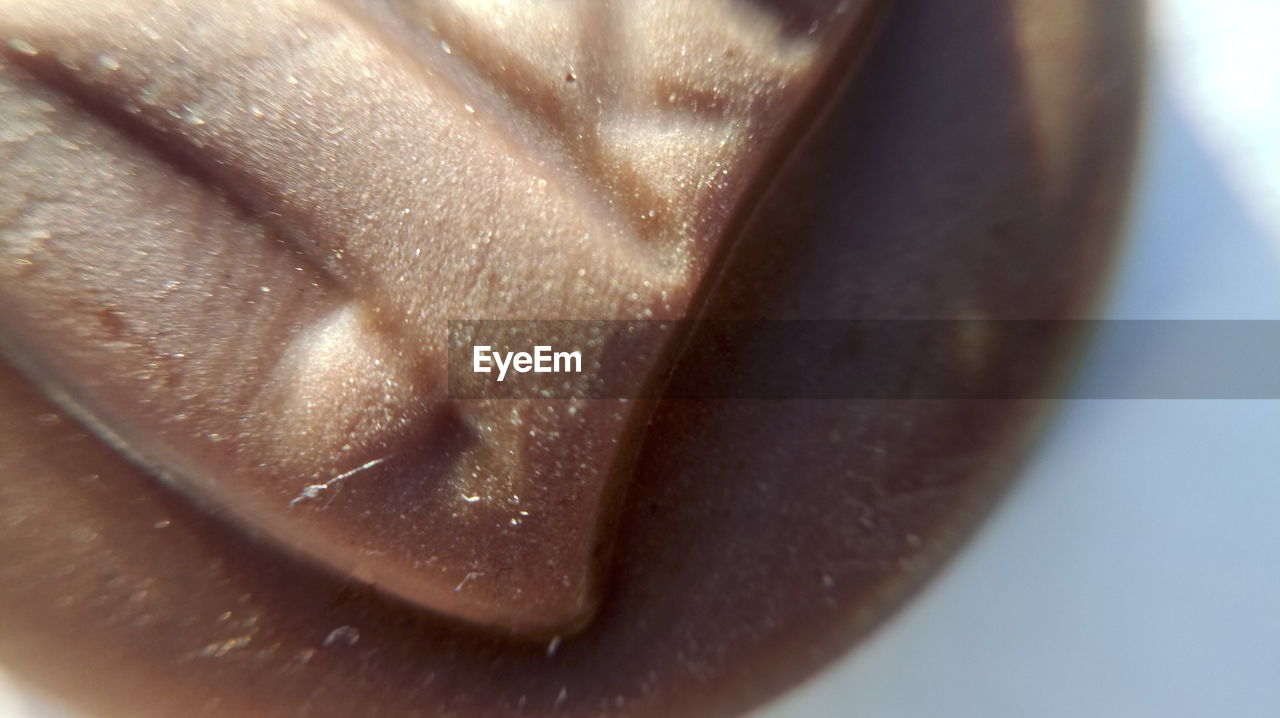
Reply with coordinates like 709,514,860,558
0,0,885,635
0,0,1143,716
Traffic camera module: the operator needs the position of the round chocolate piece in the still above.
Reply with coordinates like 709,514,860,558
0,0,1143,716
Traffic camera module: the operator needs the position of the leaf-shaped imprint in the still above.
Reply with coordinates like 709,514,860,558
0,0,882,635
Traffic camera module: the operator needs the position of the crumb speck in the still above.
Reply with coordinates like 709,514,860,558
6,38,38,56
323,625,360,648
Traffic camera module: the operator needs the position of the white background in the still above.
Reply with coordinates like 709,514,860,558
4,1,1279,716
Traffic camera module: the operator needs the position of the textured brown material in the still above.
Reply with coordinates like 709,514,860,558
0,0,884,635
0,0,1143,716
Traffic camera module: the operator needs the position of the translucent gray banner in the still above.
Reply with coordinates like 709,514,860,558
447,320,1280,399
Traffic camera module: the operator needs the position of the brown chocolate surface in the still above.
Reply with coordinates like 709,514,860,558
0,0,886,635
0,0,1143,716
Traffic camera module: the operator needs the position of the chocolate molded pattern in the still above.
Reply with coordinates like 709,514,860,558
0,0,884,636
0,1,1142,717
